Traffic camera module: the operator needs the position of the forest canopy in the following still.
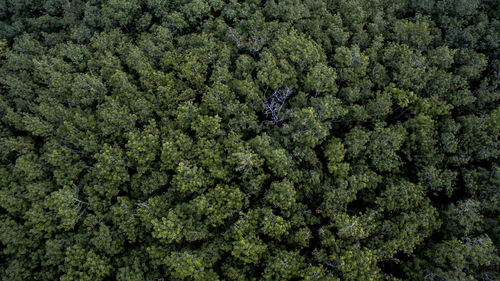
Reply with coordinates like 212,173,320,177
0,0,499,280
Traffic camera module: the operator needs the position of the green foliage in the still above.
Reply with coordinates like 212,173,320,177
0,0,499,280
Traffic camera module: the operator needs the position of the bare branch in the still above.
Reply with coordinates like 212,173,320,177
264,87,293,124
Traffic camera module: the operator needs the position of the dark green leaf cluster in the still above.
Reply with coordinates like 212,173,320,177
0,0,499,280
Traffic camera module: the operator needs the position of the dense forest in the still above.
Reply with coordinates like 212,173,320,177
0,0,499,280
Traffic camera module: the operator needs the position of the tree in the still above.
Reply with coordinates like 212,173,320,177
1,0,499,279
